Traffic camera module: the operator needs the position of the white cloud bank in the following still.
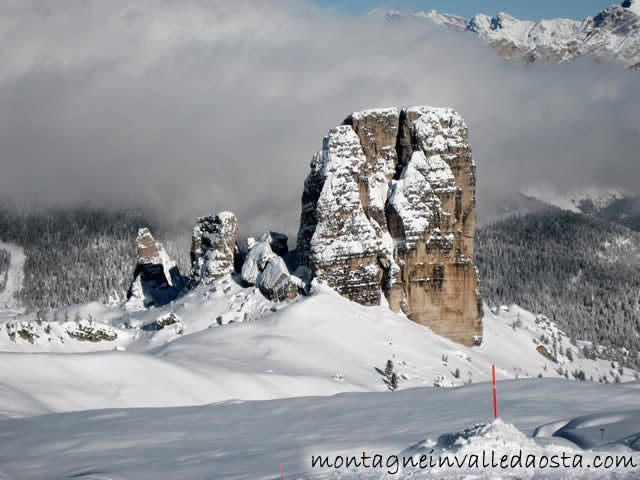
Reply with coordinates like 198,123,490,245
0,0,638,237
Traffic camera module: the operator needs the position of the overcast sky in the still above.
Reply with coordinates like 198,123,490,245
0,0,638,240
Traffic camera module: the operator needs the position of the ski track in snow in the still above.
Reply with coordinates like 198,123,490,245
0,241,25,310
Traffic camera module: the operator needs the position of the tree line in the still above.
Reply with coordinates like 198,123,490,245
0,208,172,311
476,210,640,368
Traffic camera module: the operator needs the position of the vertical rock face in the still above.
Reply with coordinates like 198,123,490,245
297,123,388,306
126,228,185,310
297,106,483,346
190,212,239,285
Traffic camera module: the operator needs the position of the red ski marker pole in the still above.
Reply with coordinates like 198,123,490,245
492,364,499,419
279,464,285,480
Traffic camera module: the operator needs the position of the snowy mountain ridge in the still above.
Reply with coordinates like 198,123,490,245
521,187,629,214
383,1,640,68
515,186,640,234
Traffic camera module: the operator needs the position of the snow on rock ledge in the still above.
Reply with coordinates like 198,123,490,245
297,106,483,346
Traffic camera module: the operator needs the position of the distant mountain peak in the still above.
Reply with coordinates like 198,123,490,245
381,1,640,68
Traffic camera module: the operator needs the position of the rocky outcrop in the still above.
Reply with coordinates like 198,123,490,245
189,214,299,302
297,106,483,346
125,228,186,310
5,321,39,344
65,320,118,342
257,256,299,302
3,319,118,345
241,232,299,302
155,312,181,331
190,212,239,285
536,345,557,363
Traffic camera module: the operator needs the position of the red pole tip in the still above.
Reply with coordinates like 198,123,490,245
492,365,498,419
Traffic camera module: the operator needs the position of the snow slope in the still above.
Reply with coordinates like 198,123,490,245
535,410,640,451
0,241,25,310
0,280,636,421
0,380,638,479
0,268,638,478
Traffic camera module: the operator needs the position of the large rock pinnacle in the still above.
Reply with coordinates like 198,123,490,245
297,106,483,346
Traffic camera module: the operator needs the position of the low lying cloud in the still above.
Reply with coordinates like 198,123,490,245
1,0,638,238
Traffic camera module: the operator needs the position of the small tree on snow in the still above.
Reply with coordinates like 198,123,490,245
390,373,398,391
453,368,461,379
385,360,394,378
